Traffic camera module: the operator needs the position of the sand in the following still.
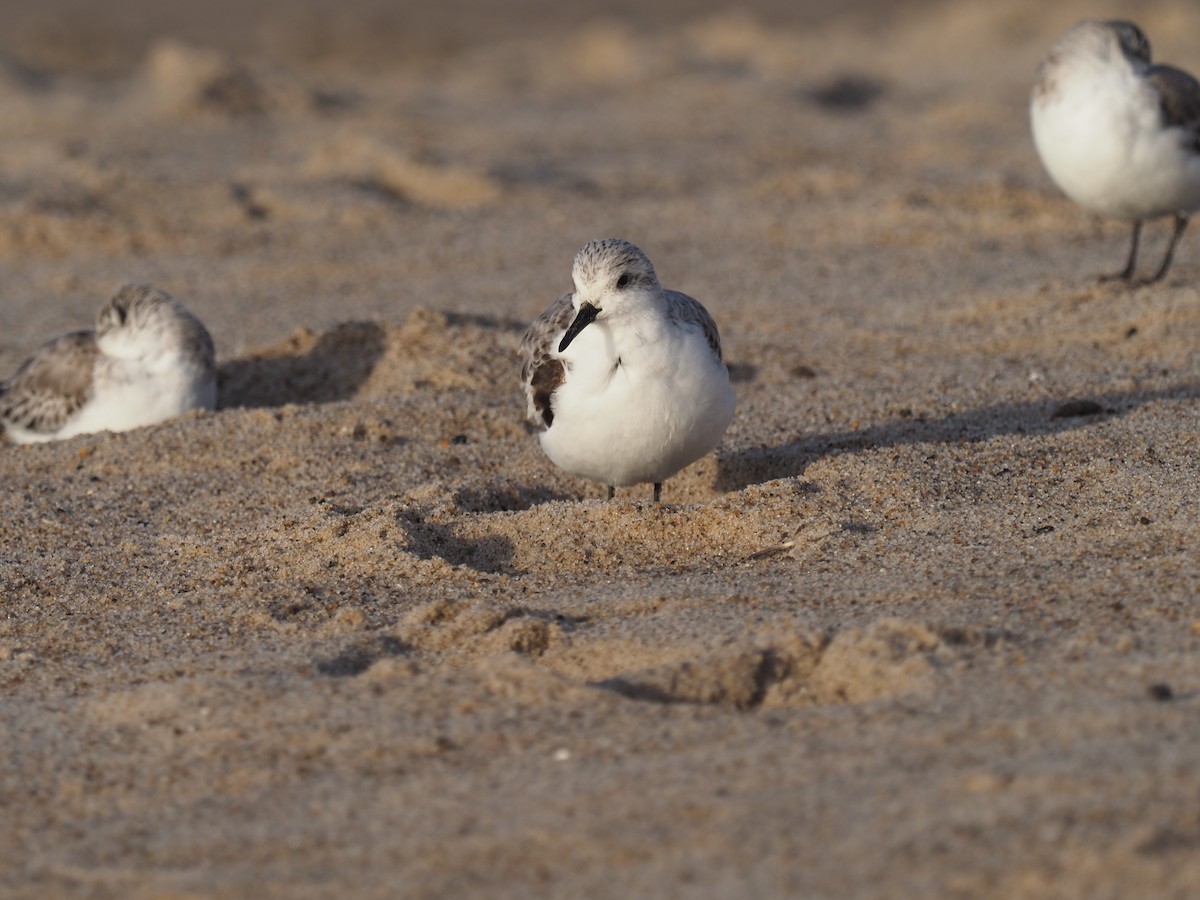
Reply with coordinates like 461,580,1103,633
2,0,1200,896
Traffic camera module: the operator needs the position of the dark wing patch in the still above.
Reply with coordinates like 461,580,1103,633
529,358,565,428
0,331,99,436
665,290,724,362
519,293,576,429
1148,64,1200,151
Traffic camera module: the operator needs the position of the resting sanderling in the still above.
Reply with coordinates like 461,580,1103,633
0,284,217,444
1031,19,1200,284
519,238,735,502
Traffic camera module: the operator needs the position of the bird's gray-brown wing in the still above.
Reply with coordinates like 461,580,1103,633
519,293,575,430
1147,64,1200,152
665,290,724,363
0,331,98,437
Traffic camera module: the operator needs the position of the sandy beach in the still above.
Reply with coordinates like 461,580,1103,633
3,0,1200,895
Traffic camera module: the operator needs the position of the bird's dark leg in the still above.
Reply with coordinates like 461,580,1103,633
607,485,615,501
1141,214,1189,285
653,482,662,504
1100,220,1142,283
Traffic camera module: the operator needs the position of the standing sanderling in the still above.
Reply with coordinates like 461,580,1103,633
1031,19,1200,285
0,284,217,444
519,238,735,503
1027,21,1200,283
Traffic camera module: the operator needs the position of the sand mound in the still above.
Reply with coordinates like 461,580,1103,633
304,134,500,210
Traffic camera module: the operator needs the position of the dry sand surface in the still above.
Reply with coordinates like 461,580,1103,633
2,0,1200,895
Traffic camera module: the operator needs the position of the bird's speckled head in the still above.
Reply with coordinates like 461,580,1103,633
571,239,660,306
1057,19,1151,67
96,284,175,337
555,239,664,353
1034,19,1152,102
94,283,215,367
1104,19,1152,66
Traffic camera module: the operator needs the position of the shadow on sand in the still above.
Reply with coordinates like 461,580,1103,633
399,513,516,575
217,321,387,408
716,382,1200,492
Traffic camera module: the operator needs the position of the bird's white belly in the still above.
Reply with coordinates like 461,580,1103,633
540,330,734,487
1032,77,1200,220
56,359,215,441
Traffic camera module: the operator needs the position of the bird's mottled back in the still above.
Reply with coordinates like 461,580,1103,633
0,331,100,436
1147,65,1200,148
665,290,724,362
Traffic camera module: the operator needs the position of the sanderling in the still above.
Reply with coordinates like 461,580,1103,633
1031,19,1200,284
519,238,735,502
0,284,217,444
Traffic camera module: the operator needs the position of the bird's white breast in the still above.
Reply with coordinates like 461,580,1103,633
58,367,208,441
539,313,734,488
1032,62,1200,220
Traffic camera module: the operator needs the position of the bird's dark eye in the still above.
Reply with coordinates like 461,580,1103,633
616,274,630,288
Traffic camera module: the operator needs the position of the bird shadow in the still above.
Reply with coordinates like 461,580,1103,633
454,482,575,513
716,382,1200,492
314,635,411,677
398,510,516,575
217,321,387,408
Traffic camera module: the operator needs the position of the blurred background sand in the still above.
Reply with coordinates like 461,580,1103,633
2,0,1200,896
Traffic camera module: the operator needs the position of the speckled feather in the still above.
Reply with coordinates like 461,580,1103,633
96,283,216,367
519,293,574,429
665,290,723,362
0,331,99,435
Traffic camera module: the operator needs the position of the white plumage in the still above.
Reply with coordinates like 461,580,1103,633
520,239,735,502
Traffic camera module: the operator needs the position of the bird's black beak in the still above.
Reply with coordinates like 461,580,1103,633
558,302,600,353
